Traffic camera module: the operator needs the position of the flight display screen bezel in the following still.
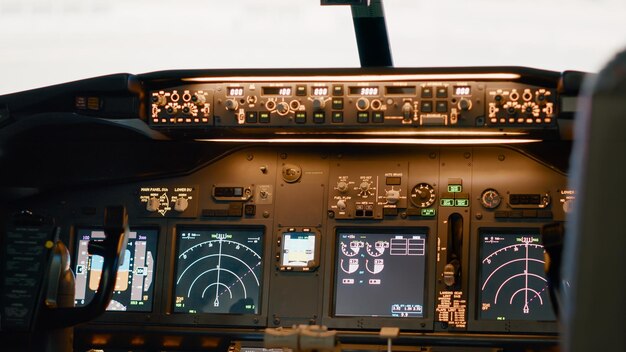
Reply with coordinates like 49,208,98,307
467,226,558,334
277,228,321,271
72,226,159,313
172,226,265,316
325,226,434,331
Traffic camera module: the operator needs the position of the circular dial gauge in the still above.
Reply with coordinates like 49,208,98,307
410,183,436,208
341,241,362,257
480,189,502,209
366,240,389,257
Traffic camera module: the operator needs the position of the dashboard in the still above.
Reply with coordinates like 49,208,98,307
0,67,580,351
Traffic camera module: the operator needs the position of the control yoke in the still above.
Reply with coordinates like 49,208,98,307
42,205,129,328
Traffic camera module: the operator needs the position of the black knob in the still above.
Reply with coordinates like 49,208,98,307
459,99,471,111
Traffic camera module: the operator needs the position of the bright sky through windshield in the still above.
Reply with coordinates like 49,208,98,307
1,0,625,94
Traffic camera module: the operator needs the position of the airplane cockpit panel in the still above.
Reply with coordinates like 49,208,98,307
2,1,623,351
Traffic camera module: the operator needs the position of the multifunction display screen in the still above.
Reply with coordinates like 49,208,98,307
174,227,263,314
74,228,157,312
478,229,556,321
334,230,427,317
280,231,319,270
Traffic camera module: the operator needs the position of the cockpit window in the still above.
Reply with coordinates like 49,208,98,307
1,0,625,94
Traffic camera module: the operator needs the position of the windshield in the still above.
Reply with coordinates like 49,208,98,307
1,0,625,94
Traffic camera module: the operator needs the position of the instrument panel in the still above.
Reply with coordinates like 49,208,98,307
0,67,576,351
148,78,556,130
13,143,567,350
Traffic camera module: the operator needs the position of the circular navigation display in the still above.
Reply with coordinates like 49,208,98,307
174,228,263,314
478,230,555,321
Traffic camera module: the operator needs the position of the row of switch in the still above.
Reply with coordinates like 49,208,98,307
243,111,386,124
285,85,450,98
489,117,553,124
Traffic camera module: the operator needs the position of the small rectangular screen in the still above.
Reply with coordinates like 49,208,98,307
334,230,427,317
454,86,471,96
385,86,416,95
478,229,556,321
281,232,316,267
311,87,329,96
262,87,292,96
348,86,379,96
227,87,244,96
74,228,158,312
174,227,263,314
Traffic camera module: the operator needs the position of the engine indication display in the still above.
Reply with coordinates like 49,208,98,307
334,229,427,318
478,229,555,321
174,227,263,314
74,228,157,312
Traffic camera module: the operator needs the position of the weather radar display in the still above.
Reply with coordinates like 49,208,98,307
174,227,263,314
478,229,555,321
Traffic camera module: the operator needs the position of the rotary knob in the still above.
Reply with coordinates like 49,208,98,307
174,197,189,212
165,105,177,115
312,98,325,111
337,199,347,210
356,98,370,111
337,181,349,193
225,99,239,111
152,94,167,106
359,181,371,196
386,189,400,204
146,197,160,212
276,101,290,115
192,93,206,105
458,98,472,111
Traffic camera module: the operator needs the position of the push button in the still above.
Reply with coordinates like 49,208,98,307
295,112,306,124
421,101,433,113
313,112,325,123
332,111,343,123
259,112,270,123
